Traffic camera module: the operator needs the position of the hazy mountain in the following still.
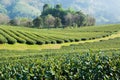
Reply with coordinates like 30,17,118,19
0,0,120,24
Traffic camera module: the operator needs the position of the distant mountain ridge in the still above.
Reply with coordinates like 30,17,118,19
0,0,120,24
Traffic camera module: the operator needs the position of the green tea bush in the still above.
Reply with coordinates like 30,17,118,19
0,53,119,80
7,37,17,44
0,24,117,45
81,38,87,41
26,33,46,44
0,34,7,44
43,40,50,44
26,39,36,45
91,37,96,39
18,31,46,45
69,38,75,42
56,40,64,44
0,30,17,44
74,38,80,42
64,39,70,43
1,29,26,43
51,40,56,44
33,34,47,44
11,30,36,45
102,35,106,38
36,40,45,45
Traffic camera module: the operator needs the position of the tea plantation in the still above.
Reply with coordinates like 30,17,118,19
0,24,119,45
0,24,120,80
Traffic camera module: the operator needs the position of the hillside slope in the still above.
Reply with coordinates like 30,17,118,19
0,24,120,50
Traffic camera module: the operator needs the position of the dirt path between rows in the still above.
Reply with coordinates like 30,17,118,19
0,32,120,50
59,32,120,46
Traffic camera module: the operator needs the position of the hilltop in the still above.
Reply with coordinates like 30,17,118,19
0,0,120,24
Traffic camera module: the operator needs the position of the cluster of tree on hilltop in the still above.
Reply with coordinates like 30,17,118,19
0,4,95,28
33,4,95,28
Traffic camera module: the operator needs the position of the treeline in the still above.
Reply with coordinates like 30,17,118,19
0,4,95,28
0,13,32,27
33,4,95,28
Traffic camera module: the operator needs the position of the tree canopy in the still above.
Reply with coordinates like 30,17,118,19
33,4,96,28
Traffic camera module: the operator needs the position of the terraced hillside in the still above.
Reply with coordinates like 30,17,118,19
0,24,119,45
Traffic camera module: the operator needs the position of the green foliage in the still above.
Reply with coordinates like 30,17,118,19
56,39,64,44
33,4,95,28
10,30,36,45
0,24,119,45
0,52,119,80
0,29,26,43
54,17,62,28
18,31,45,45
81,38,87,41
55,4,62,10
44,14,55,28
0,29,17,44
0,24,120,79
9,17,33,27
61,37,120,52
0,34,7,44
85,15,96,26
43,4,51,12
33,17,43,28
9,19,20,26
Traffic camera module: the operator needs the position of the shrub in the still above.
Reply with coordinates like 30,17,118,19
26,39,36,45
95,36,101,39
51,40,56,44
92,37,96,39
56,40,64,44
45,40,51,44
25,32,46,45
81,38,87,41
64,39,70,43
7,37,17,44
1,29,26,43
0,30,17,44
36,41,45,45
89,38,92,40
0,34,7,44
0,53,119,80
74,38,80,42
17,38,26,43
102,35,106,38
69,38,75,42
11,30,36,45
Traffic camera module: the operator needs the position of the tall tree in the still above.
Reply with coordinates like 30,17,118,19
55,4,62,10
43,4,50,12
44,14,55,28
85,15,96,26
0,13,9,25
34,4,95,28
33,17,43,28
9,18,20,26
64,13,73,26
54,17,62,28
73,11,86,27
